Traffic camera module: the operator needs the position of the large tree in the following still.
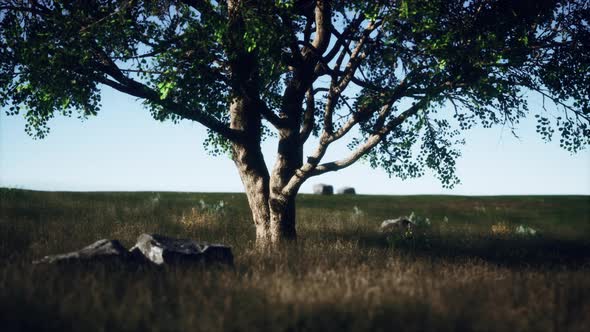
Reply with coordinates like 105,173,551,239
1,0,588,246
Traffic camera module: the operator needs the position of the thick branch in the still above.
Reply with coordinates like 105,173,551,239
300,88,316,142
310,0,332,56
323,14,365,63
323,20,381,134
256,97,289,128
324,68,386,92
280,97,428,197
95,75,242,141
91,47,241,141
309,98,429,177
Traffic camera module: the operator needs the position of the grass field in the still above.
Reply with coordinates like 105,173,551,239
1,188,589,331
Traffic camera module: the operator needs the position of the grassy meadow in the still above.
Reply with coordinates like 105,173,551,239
1,188,589,331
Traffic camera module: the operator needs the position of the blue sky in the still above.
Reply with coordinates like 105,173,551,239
1,86,589,195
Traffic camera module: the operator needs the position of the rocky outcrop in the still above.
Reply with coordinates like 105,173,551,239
33,234,233,267
130,233,234,266
33,239,137,265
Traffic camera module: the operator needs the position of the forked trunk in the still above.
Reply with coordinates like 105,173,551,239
225,1,304,248
236,158,298,247
231,107,303,247
238,181,297,247
233,141,300,246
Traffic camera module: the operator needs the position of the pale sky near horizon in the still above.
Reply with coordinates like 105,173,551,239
1,85,589,195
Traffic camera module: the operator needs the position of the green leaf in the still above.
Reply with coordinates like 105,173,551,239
157,81,175,100
400,1,409,18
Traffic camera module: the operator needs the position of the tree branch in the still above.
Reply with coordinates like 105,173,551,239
91,46,241,141
95,74,243,141
309,98,430,177
310,0,332,57
323,20,381,134
324,67,386,92
323,14,365,63
280,95,429,197
300,87,315,142
179,0,223,21
256,97,289,128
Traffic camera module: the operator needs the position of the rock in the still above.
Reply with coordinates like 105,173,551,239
130,234,234,267
33,239,134,265
313,184,334,195
380,217,415,233
337,187,356,195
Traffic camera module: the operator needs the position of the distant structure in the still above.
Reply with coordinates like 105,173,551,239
313,184,334,195
337,187,356,195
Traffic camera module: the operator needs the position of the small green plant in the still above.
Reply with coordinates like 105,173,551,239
408,211,431,228
179,199,232,228
351,205,365,222
384,212,455,250
385,211,429,249
515,224,538,236
199,199,228,215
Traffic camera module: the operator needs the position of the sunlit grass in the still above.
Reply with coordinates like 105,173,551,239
1,189,589,331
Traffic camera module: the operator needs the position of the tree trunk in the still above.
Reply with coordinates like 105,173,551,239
234,136,300,246
225,0,303,247
268,125,303,243
234,144,299,246
230,102,304,246
232,126,302,246
269,189,297,243
235,151,298,247
231,121,301,247
229,97,274,247
233,143,272,247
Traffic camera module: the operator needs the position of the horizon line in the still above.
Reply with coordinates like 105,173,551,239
2,187,588,197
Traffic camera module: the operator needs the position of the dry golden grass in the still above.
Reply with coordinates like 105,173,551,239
0,189,589,331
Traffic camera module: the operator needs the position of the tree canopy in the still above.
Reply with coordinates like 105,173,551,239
1,0,589,243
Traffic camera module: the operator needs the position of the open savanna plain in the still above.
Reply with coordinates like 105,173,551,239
1,188,589,332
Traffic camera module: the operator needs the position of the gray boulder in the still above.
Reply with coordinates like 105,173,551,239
337,187,356,195
313,184,334,195
380,217,415,233
130,233,234,267
33,239,136,265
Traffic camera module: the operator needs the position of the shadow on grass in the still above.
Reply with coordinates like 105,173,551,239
316,229,590,268
0,263,244,332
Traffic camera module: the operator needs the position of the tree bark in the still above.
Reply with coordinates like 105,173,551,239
269,192,297,242
225,1,278,247
234,136,299,247
225,0,309,246
233,142,272,246
233,123,301,246
268,125,303,243
229,97,273,247
230,97,301,246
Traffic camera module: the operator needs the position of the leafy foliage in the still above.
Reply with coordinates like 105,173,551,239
1,0,588,187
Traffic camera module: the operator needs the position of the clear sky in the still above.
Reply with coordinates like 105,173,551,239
1,85,589,195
